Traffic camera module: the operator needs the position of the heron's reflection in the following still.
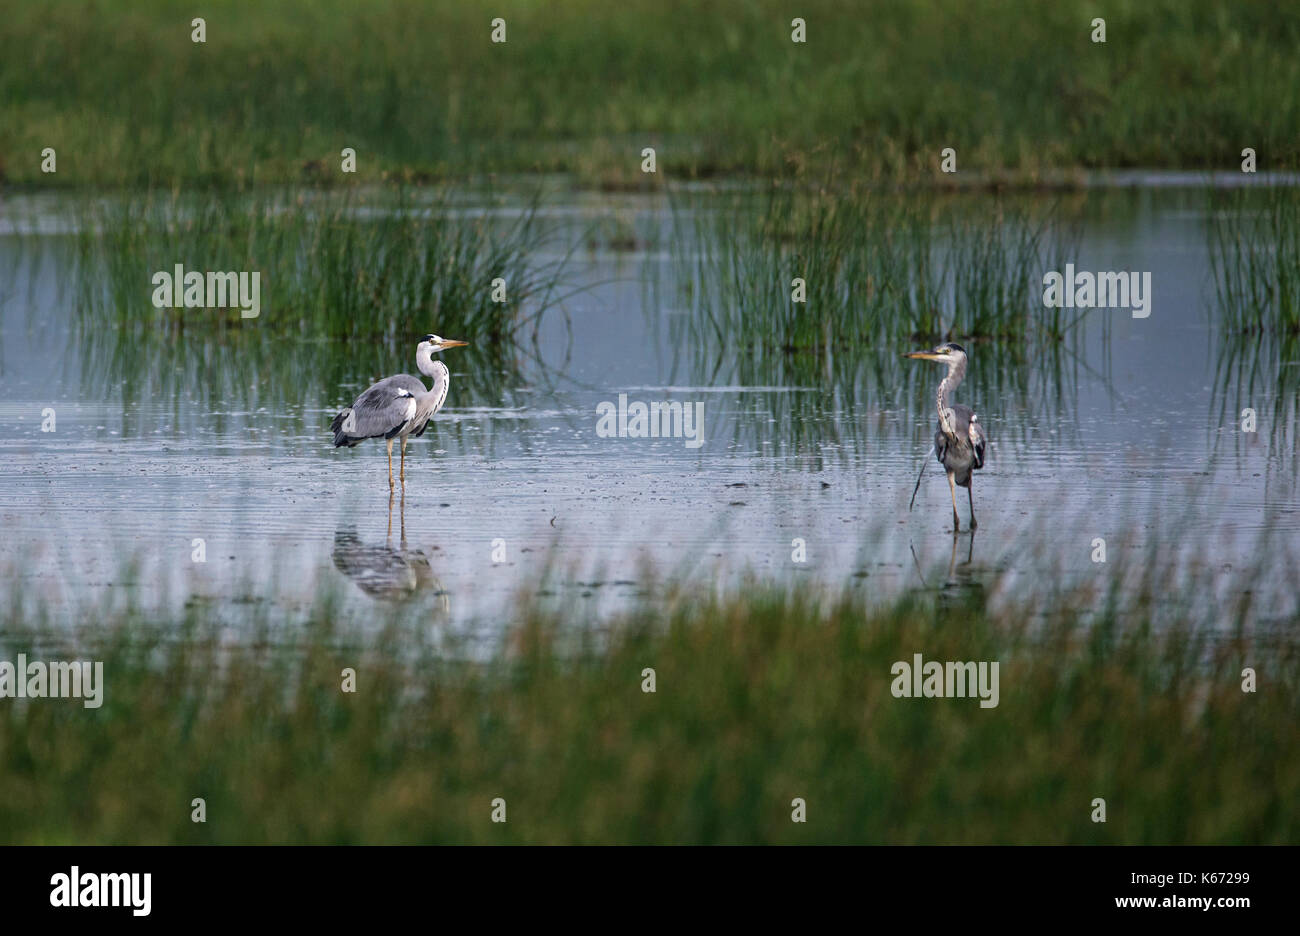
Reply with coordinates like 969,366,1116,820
909,530,987,614
332,492,449,609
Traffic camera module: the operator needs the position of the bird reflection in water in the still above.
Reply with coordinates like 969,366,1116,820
910,530,987,616
332,492,449,610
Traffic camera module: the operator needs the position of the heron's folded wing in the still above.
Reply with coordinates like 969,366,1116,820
345,377,420,440
968,417,986,469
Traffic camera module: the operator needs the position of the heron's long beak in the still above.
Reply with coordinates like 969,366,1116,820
905,350,943,361
438,339,469,349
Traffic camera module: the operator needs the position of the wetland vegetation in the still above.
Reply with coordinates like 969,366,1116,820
3,551,1297,845
2,1,1298,847
5,1,1300,188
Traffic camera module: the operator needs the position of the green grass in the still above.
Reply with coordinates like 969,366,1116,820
1208,184,1300,334
2,559,1296,844
59,186,573,411
4,0,1300,188
670,186,1075,352
1210,332,1300,462
74,187,569,342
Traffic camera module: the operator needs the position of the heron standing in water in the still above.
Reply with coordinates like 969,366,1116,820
331,334,468,488
905,342,986,532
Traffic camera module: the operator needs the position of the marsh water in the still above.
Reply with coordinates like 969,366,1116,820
1,182,1296,634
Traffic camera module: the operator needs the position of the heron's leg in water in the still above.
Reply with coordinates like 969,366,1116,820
400,436,407,484
387,438,395,489
947,471,960,532
968,480,977,530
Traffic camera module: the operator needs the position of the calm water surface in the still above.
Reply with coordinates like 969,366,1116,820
1,185,1295,633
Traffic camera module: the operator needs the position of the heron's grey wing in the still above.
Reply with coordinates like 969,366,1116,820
970,417,986,469
332,374,423,445
951,405,986,470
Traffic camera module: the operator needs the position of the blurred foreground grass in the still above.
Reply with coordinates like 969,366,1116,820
2,571,1296,844
4,0,1300,188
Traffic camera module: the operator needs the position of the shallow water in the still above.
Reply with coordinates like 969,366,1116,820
0,185,1296,632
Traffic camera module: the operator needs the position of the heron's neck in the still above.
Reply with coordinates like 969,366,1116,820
416,345,438,380
936,359,964,435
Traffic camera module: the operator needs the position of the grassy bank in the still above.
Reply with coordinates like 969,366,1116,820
4,1,1299,188
2,568,1296,844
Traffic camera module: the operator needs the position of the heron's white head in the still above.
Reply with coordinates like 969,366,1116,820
419,333,469,354
904,342,968,367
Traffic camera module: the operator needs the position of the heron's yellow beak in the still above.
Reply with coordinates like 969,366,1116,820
905,351,942,361
439,339,469,349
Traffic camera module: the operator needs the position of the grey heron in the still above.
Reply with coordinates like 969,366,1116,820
331,334,468,488
905,342,987,532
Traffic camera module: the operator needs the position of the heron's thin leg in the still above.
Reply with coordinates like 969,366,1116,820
947,471,960,532
387,491,394,540
387,438,395,489
400,436,407,484
967,481,977,530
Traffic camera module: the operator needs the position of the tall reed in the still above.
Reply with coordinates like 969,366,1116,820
1207,184,1300,334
